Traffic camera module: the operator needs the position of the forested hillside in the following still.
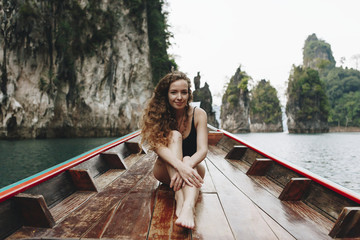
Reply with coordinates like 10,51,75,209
303,34,360,128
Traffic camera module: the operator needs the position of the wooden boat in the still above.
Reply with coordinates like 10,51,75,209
1,125,360,239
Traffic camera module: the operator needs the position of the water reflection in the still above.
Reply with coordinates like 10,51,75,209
237,132,360,193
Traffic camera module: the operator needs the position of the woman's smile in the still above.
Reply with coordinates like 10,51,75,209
168,80,189,110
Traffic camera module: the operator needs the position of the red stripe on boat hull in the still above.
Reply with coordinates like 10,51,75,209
0,131,141,203
219,129,360,205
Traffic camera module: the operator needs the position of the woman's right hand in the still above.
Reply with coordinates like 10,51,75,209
176,161,203,188
170,171,184,191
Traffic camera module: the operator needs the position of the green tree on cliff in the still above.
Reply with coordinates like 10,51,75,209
124,0,177,85
325,67,360,127
220,66,250,132
286,66,329,125
222,68,250,109
286,66,329,133
146,0,177,85
303,33,335,71
250,79,282,125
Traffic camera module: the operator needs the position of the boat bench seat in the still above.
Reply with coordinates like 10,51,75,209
13,140,144,228
208,131,223,145
216,141,360,239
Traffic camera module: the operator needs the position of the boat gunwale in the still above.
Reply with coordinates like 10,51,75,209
217,128,360,205
0,130,141,203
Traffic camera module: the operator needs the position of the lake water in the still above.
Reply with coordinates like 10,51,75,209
1,132,359,194
236,132,360,193
0,137,116,189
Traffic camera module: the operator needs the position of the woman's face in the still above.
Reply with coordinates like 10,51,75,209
168,79,189,111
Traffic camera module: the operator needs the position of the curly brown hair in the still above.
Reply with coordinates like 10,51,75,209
141,71,193,149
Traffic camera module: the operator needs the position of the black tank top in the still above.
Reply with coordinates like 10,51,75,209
182,107,197,157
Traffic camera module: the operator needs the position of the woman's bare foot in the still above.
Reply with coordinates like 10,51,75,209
175,203,195,229
175,190,184,217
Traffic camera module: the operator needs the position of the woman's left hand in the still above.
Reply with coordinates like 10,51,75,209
176,161,203,188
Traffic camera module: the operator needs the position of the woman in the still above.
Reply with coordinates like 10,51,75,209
141,71,208,229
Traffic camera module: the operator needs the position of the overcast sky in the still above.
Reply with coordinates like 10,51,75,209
166,0,360,105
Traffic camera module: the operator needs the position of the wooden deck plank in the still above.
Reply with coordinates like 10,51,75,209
9,153,156,239
80,203,116,239
199,160,216,193
207,145,333,240
148,185,191,240
192,193,234,240
257,210,296,240
93,174,158,239
94,169,125,190
123,153,144,170
6,226,49,240
50,191,95,222
206,158,279,240
229,159,285,198
147,185,174,240
247,175,283,197
228,152,335,233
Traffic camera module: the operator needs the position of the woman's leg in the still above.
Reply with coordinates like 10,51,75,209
175,157,205,229
152,131,185,217
152,130,206,229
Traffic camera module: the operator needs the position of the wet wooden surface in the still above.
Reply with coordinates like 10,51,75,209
7,144,337,239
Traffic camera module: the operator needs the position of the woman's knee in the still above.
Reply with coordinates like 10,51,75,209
169,130,182,144
197,163,206,179
153,158,170,184
183,156,191,163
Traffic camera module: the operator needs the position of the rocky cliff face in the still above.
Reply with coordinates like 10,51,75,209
249,80,283,132
286,67,329,133
192,72,219,128
286,113,329,133
220,67,250,133
303,33,336,70
0,1,153,138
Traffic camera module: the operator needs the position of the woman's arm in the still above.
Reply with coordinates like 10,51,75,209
155,145,203,188
186,108,208,168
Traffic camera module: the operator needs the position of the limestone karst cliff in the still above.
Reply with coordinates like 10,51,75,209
0,0,173,138
285,34,331,133
304,34,360,129
286,66,329,133
303,33,336,70
220,67,250,133
249,79,283,132
192,72,219,128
